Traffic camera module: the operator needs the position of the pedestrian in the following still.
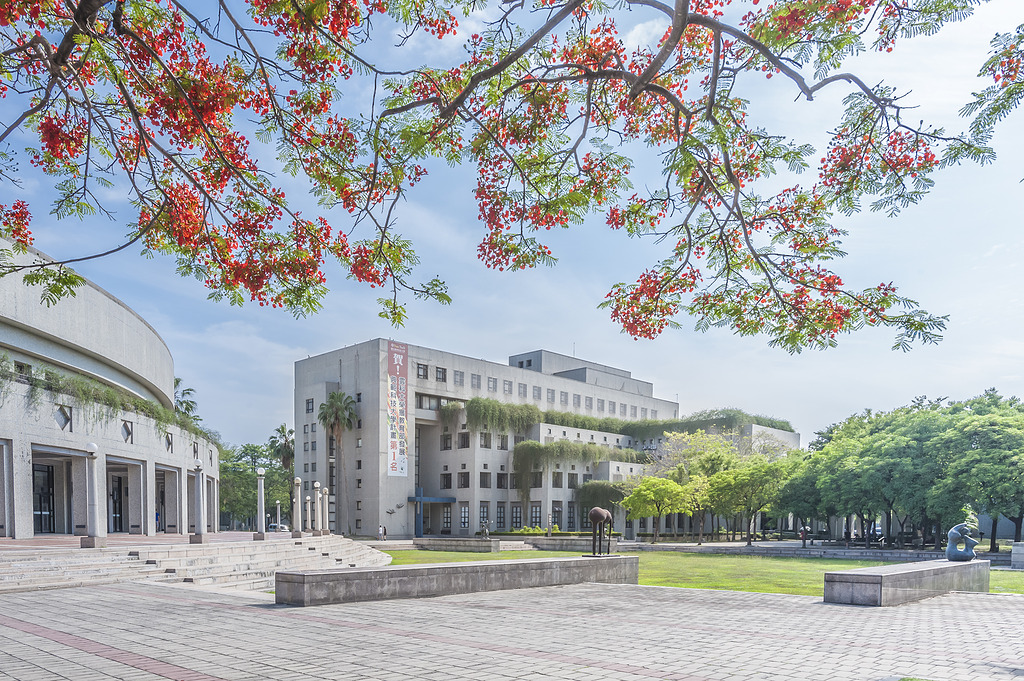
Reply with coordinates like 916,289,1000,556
383,526,387,541
378,524,383,541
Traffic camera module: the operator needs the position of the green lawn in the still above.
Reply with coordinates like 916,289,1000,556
380,549,1024,597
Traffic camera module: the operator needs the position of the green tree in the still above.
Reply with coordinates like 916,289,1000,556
318,391,358,533
218,443,291,528
267,424,295,472
575,480,625,519
729,457,790,546
173,377,199,422
776,454,822,548
621,477,690,543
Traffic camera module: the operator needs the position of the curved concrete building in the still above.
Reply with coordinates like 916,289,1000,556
0,240,219,541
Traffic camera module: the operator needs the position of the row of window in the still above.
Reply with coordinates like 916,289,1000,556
440,471,593,490
304,393,363,414
412,366,658,419
440,432,510,451
438,501,592,531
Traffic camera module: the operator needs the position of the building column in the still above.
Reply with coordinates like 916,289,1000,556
81,444,107,548
291,478,304,538
163,468,181,534
190,466,208,544
12,440,32,539
0,441,10,538
127,462,144,534
211,478,219,533
69,455,88,536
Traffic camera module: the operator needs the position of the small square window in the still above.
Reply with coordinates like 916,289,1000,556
436,367,447,382
356,392,362,403
458,432,470,448
479,432,492,449
305,398,314,413
585,396,593,410
533,385,542,400
454,370,465,387
55,405,72,432
487,377,498,392
303,424,309,434
356,438,362,448
471,374,481,389
417,363,429,379
547,388,556,403
560,391,569,405
356,460,362,469
356,501,362,510
503,379,513,394
356,479,362,489
304,463,309,472
121,420,133,444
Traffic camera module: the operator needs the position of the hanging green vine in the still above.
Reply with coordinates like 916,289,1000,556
575,480,626,513
542,407,795,441
438,400,464,427
511,440,615,503
464,398,541,433
5,356,215,442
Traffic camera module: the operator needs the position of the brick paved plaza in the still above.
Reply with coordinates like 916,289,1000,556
1,582,1021,681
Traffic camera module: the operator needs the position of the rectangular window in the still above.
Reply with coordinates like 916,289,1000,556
303,442,309,452
511,503,522,529
356,460,362,469
530,471,543,488
454,370,465,387
460,504,469,529
487,377,498,392
356,438,362,448
608,400,616,415
651,409,658,420
417,363,429,379
530,502,542,527
573,394,581,408
621,403,627,416
547,388,556,403
303,424,309,434
305,398,314,413
552,501,562,528
443,505,452,529
311,440,317,451
436,367,447,382
457,472,470,488
583,473,593,483
496,472,508,489
304,463,309,473
567,503,576,531
311,462,317,472
479,502,489,527
560,391,569,405
551,471,563,488
585,396,593,410
479,432,492,449
641,407,648,419
458,432,470,449
496,503,506,529
479,472,491,488
568,472,579,489
497,434,508,451
311,423,316,432
503,379,513,394
582,509,592,529
441,433,452,450
356,479,362,488
631,405,638,418
533,385,542,400
518,383,527,398
356,392,361,402
471,373,481,389
440,473,452,489
597,399,605,412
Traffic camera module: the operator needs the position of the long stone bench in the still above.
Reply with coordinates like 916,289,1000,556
824,559,989,606
276,555,639,606
412,538,500,552
1011,542,1023,570
524,536,619,553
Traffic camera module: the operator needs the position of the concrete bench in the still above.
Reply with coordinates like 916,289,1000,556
412,538,500,552
1011,543,1023,570
824,559,989,606
276,555,638,606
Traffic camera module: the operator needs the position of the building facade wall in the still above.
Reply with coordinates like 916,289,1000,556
0,242,218,539
295,339,678,539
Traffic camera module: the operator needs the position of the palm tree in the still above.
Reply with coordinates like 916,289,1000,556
173,377,200,422
318,392,358,533
267,424,295,472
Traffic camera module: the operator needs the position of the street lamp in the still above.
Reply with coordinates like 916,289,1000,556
190,457,208,544
305,495,312,532
313,481,322,535
254,467,267,540
292,477,303,537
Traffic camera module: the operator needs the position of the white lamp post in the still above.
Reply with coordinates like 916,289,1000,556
291,477,303,537
321,487,330,536
305,495,312,532
190,458,208,544
80,442,106,548
254,467,266,540
313,481,322,535
276,500,281,532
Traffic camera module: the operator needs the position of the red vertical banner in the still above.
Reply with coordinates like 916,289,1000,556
386,341,409,477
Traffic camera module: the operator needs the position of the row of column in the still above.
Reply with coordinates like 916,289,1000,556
252,473,331,539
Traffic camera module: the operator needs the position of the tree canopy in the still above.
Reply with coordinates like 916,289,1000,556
1,1,1020,350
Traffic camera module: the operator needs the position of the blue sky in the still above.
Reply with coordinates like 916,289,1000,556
9,0,1023,448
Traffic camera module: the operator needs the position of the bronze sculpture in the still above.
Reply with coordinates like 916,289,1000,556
589,507,613,555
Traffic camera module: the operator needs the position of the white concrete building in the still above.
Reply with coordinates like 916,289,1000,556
295,339,678,539
0,241,219,542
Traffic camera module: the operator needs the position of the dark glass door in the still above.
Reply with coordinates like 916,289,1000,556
110,475,124,532
33,464,55,533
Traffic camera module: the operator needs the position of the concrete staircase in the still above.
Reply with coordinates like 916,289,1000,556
0,536,391,594
138,535,392,590
0,547,168,594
